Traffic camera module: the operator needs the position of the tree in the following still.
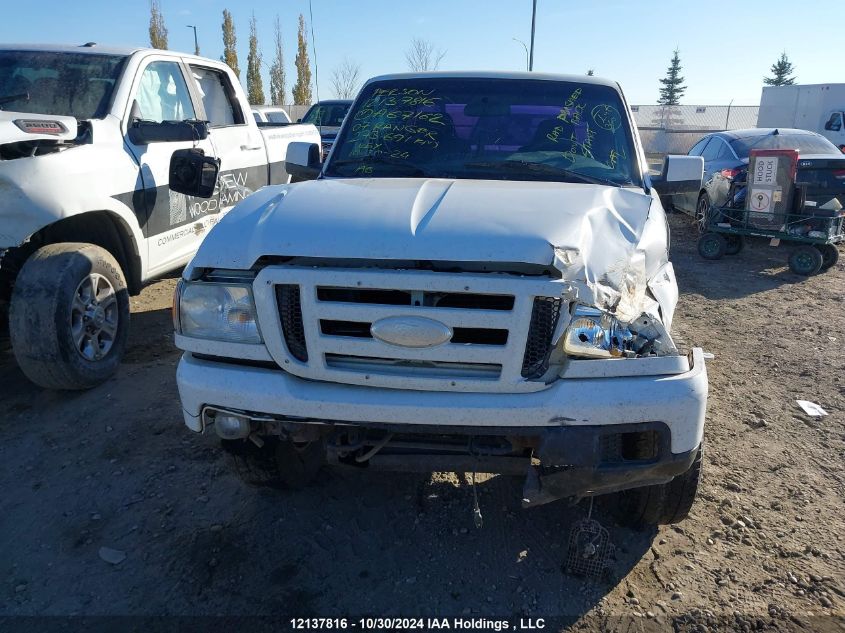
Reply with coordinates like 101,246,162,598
148,0,168,50
586,69,594,76
330,58,361,100
405,38,446,72
657,48,686,106
268,15,287,106
292,14,312,105
246,13,265,105
764,52,796,86
221,9,239,79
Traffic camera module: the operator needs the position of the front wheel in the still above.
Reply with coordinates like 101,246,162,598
613,447,703,527
788,245,823,276
694,194,711,232
9,243,130,390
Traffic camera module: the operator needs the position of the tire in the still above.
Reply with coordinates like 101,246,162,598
9,243,130,390
816,244,839,271
221,437,324,489
724,234,745,256
697,232,726,260
613,447,703,527
788,245,823,276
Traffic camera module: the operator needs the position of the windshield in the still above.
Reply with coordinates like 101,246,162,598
730,133,841,157
325,78,639,186
302,102,351,126
0,51,126,119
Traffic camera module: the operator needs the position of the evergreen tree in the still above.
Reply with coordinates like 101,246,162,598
269,15,287,106
292,14,312,106
657,48,686,106
148,0,168,50
246,13,265,105
221,9,240,79
764,52,796,86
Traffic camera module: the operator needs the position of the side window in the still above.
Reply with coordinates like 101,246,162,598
190,66,245,127
688,137,710,156
134,61,195,123
701,138,722,162
824,112,842,132
715,140,733,160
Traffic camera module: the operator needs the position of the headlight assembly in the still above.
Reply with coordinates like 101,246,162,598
562,306,631,359
175,280,262,344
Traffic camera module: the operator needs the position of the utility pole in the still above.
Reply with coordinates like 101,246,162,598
528,0,537,71
512,38,529,71
186,24,199,55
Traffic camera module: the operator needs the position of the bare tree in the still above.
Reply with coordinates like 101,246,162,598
404,38,445,72
330,58,361,100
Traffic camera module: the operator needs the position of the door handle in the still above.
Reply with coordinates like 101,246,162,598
240,144,262,151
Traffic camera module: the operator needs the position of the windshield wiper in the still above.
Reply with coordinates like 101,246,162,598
464,160,624,187
330,156,427,176
0,92,30,109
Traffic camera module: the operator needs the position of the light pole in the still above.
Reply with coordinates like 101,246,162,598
512,38,529,71
529,0,537,71
186,25,199,56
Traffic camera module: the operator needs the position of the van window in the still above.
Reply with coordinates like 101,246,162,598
134,61,195,123
190,66,244,127
824,112,842,132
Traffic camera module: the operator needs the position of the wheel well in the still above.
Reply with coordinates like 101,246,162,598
0,211,143,302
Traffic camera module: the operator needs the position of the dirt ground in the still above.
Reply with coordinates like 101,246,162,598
1,215,843,632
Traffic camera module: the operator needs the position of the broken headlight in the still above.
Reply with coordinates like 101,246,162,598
562,306,631,359
561,305,677,359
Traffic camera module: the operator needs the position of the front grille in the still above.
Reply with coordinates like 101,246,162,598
521,297,562,379
258,267,566,393
275,284,307,361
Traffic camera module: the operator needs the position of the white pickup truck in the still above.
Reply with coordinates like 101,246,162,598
0,44,319,389
173,71,708,525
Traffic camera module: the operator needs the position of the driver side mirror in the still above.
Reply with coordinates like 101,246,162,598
651,155,704,195
285,141,322,181
169,148,220,198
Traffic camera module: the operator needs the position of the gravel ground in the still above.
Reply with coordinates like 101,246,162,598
1,215,843,632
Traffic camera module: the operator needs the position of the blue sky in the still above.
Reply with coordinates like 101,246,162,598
2,0,840,105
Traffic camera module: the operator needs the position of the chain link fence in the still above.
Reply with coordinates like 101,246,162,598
631,104,760,159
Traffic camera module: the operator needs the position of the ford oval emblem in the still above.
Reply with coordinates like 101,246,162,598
370,316,453,348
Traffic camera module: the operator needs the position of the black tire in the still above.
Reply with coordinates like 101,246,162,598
816,244,839,271
788,245,823,276
724,234,745,256
9,243,130,390
697,232,726,260
613,447,703,527
221,437,324,489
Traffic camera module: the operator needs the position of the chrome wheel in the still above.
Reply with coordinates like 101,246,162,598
695,195,710,232
70,273,118,361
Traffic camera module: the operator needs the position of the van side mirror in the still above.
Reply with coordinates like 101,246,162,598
651,155,704,195
169,148,220,198
285,141,321,181
129,119,209,145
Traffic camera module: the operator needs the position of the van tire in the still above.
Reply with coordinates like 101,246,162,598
9,243,130,390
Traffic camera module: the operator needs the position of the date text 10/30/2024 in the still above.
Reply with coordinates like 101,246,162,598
290,617,547,630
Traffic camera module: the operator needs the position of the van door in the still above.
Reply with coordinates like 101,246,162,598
187,64,269,218
122,57,216,275
822,111,845,150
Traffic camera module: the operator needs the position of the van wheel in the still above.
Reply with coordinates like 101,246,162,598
613,447,703,527
9,243,130,390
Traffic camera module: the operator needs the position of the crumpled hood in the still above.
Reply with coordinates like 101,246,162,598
0,110,78,144
194,177,664,318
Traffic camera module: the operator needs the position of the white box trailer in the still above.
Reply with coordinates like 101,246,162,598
757,84,845,150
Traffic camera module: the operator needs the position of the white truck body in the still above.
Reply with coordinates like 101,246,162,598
0,44,319,388
757,84,845,149
173,72,708,519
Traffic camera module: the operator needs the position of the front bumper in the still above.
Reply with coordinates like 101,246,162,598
177,348,708,455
